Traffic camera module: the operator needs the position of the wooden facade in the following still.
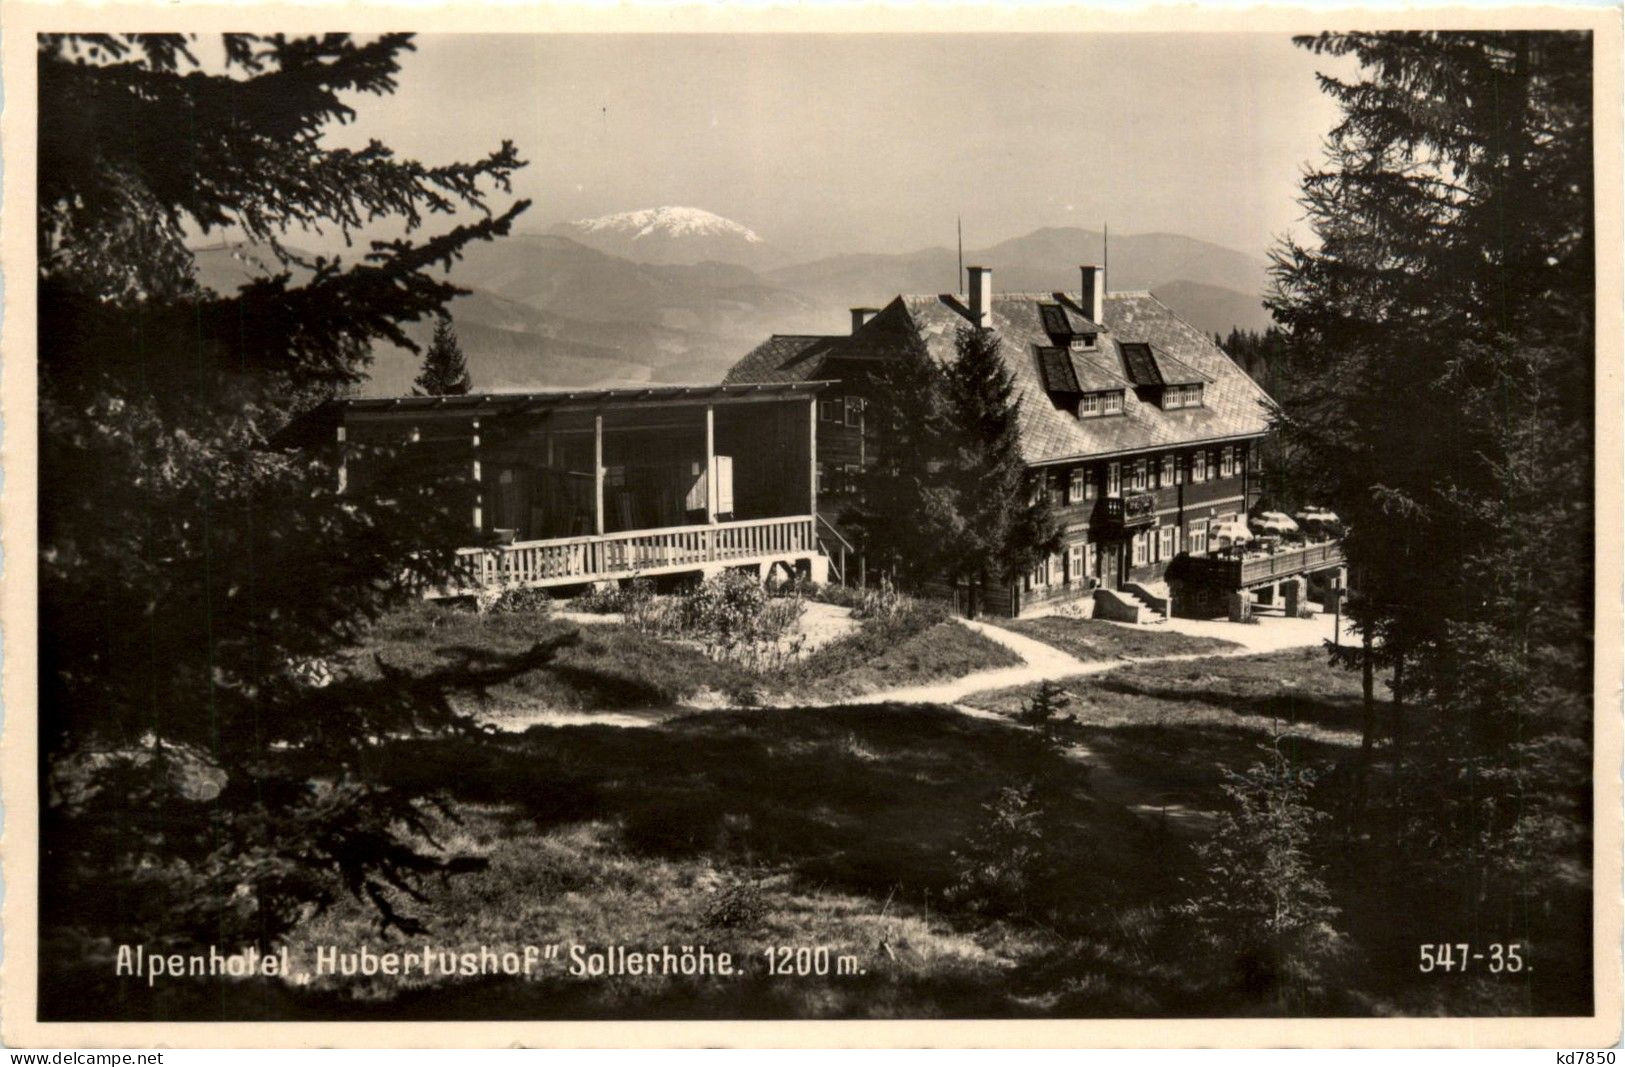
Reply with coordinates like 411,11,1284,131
300,384,829,594
724,272,1346,619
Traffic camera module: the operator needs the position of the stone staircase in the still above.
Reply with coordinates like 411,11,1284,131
1092,585,1168,625
1120,583,1170,623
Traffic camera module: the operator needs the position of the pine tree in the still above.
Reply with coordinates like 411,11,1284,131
36,34,544,962
414,314,473,395
1268,31,1592,752
1266,31,1594,944
848,331,950,587
1185,746,1346,1010
937,326,1062,616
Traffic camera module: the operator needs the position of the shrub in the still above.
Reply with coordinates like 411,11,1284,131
946,783,1052,919
701,872,771,932
1017,680,1075,736
488,585,553,617
853,574,907,622
676,571,806,669
1180,744,1348,1010
572,577,655,619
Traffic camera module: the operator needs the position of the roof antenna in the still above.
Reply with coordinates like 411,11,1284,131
1103,221,1110,288
957,215,964,293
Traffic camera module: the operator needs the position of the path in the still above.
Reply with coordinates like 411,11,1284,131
842,609,1355,708
839,610,1358,830
482,607,1355,828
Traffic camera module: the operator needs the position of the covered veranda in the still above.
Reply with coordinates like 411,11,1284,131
310,383,830,592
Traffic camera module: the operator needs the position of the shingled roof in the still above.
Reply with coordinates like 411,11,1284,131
724,285,1274,467
1117,341,1209,387
722,334,847,385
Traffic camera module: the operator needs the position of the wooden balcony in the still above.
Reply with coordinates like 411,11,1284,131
1095,492,1158,530
1180,539,1346,590
449,514,818,592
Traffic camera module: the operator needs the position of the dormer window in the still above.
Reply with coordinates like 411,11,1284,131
1068,333,1098,352
1077,390,1125,419
1162,383,1204,409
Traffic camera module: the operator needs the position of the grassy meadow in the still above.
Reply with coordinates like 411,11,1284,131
43,606,1589,1021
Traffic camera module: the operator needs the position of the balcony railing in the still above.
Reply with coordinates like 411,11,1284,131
1182,539,1346,589
1095,492,1158,529
450,514,817,592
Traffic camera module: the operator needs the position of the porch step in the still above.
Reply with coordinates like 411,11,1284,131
1118,581,1170,623
1121,587,1168,623
815,514,856,586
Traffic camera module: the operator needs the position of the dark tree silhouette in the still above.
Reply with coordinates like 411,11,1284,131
36,33,538,965
414,314,473,395
1266,33,1594,995
937,326,1062,616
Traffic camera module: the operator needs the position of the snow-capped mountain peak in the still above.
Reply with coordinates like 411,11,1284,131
566,206,765,245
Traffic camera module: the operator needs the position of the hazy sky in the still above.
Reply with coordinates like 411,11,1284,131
331,33,1350,261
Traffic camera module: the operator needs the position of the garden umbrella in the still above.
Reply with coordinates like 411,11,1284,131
1250,511,1300,535
1295,506,1340,526
1211,519,1253,546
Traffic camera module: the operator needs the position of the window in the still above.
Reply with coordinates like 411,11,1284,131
1106,461,1121,497
1131,458,1148,491
1132,530,1149,566
844,397,864,427
1161,454,1176,487
1162,384,1205,409
1102,391,1124,415
1028,561,1047,589
819,398,841,423
1189,519,1209,556
1192,450,1207,482
1220,446,1234,478
1086,541,1099,578
1160,524,1178,560
816,461,829,492
1068,468,1086,504
1085,466,1098,499
1069,334,1097,352
844,463,862,496
1077,393,1101,418
1068,542,1085,581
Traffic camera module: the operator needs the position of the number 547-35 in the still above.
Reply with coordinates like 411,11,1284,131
1418,943,1525,973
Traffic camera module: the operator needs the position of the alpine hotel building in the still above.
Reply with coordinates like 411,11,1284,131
726,265,1275,618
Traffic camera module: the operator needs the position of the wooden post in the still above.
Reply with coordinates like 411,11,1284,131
593,414,605,536
808,397,818,518
335,423,348,495
705,404,718,524
470,418,482,532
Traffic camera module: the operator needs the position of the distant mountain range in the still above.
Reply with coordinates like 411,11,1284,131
547,206,786,269
190,210,1275,397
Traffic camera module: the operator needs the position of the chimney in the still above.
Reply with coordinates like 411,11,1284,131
1080,265,1106,324
850,307,879,334
967,266,993,328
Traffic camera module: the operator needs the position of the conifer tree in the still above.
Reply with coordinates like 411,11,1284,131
36,33,544,963
414,314,473,395
848,330,951,587
1268,31,1592,752
1267,31,1594,937
936,326,1062,616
